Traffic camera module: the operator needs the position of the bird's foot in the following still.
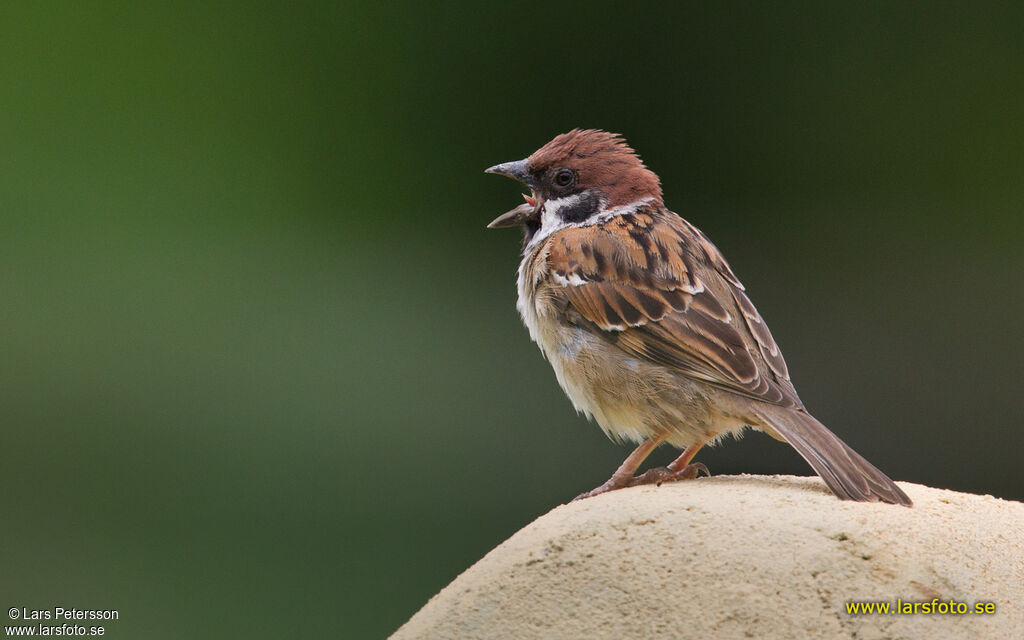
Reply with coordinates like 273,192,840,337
631,462,710,487
571,475,631,501
571,462,710,501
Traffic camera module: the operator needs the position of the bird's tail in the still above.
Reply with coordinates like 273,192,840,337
752,405,912,506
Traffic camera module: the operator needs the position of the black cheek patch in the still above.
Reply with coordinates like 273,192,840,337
559,192,601,224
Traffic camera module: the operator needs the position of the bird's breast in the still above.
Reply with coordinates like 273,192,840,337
513,246,731,446
515,250,663,443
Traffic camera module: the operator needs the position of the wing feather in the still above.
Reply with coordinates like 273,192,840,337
546,205,800,408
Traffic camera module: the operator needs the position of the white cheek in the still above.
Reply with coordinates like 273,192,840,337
524,194,656,253
540,204,562,233
525,194,587,250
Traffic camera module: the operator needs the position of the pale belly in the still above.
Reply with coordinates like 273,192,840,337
520,296,748,448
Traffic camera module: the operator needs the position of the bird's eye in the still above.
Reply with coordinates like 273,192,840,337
553,169,575,187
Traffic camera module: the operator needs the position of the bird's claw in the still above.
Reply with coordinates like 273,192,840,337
571,462,710,501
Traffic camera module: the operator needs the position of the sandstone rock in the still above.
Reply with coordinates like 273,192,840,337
393,475,1022,640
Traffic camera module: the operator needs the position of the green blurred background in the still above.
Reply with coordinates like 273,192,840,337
2,2,1021,637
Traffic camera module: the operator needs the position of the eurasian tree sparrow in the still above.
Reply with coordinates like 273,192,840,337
486,129,911,506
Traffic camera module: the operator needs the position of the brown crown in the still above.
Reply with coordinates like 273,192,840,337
526,129,663,207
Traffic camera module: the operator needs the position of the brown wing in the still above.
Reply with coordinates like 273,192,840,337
546,205,800,408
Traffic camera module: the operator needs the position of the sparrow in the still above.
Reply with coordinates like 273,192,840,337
485,129,911,506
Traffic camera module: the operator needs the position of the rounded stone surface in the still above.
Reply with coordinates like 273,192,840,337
392,475,1022,640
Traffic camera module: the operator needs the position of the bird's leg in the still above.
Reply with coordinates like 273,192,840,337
572,432,668,501
661,439,710,482
574,437,713,501
621,440,710,486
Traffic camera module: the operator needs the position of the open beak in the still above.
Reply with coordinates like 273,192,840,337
486,202,535,229
485,159,540,229
485,159,531,183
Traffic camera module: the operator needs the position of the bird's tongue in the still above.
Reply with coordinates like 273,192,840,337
522,194,537,208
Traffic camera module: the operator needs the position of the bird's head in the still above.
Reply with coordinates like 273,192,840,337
485,129,663,233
